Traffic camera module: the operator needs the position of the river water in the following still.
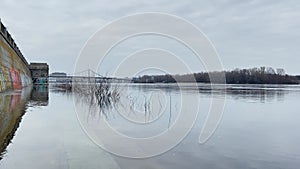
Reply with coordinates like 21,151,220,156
0,83,300,169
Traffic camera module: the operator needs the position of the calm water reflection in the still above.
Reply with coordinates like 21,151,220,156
0,84,299,169
0,86,48,160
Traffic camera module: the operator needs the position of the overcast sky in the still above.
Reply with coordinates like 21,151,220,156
1,0,299,75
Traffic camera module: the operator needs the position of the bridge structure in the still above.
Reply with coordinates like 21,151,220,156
48,69,131,84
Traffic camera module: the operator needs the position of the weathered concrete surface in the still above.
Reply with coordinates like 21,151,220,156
0,20,32,92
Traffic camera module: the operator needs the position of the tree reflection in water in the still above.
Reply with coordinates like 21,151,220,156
58,82,121,120
57,82,167,123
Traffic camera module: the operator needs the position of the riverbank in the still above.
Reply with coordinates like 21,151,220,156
132,67,299,84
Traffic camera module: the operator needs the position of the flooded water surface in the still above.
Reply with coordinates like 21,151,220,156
0,83,300,169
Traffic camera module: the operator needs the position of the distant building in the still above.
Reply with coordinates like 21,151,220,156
49,72,71,83
50,72,67,77
29,63,49,84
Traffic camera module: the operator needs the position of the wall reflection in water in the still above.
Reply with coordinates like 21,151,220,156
29,85,49,107
0,85,49,160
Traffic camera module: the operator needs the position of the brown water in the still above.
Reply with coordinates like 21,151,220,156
0,84,300,169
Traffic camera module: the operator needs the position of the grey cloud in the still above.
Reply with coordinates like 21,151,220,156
0,0,299,74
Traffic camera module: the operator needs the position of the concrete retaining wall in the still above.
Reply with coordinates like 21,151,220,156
0,20,32,92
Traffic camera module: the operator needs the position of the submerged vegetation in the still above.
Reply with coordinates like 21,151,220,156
132,67,299,84
54,81,120,118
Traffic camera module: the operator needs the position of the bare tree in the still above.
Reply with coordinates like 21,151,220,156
276,68,285,75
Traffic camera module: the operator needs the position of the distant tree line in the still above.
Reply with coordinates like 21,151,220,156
132,67,299,84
